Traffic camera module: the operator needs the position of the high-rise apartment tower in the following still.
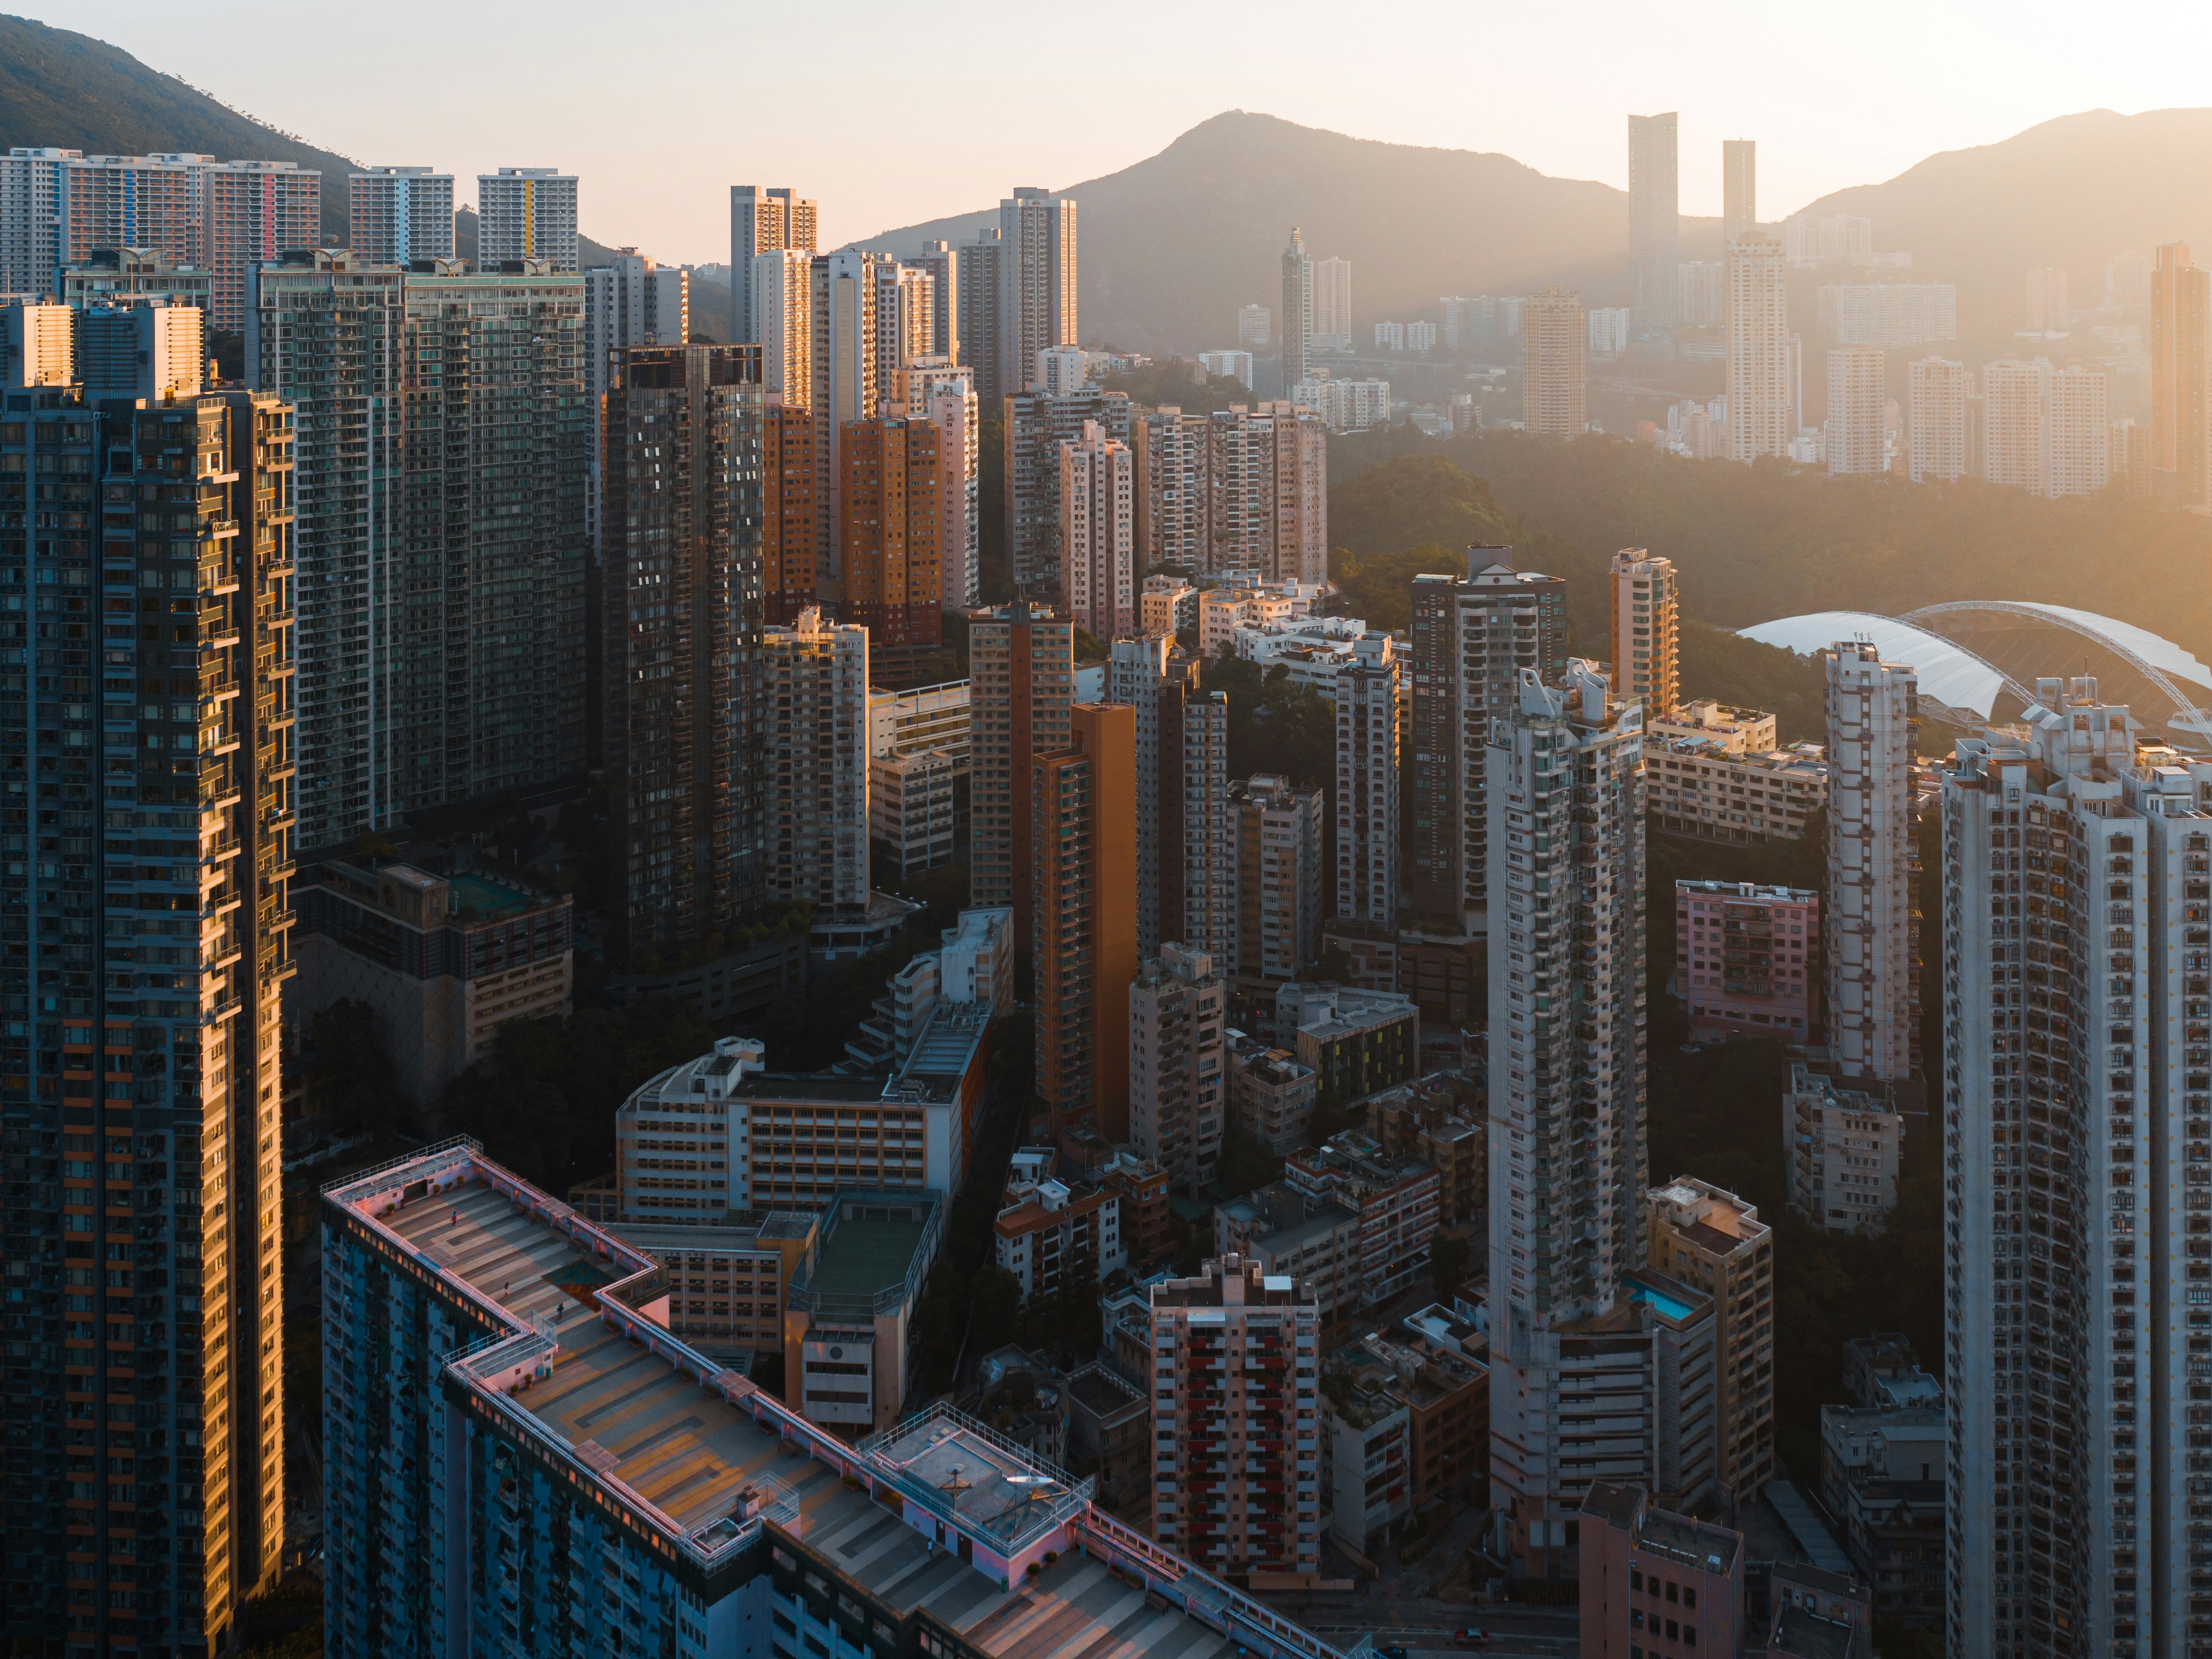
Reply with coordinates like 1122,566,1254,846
999,187,1077,395
475,167,578,272
1628,114,1681,340
763,607,870,917
1908,357,1969,482
2150,242,2208,509
1336,634,1401,926
1721,139,1756,241
729,184,818,344
346,166,454,263
1109,637,1231,962
969,602,1074,943
1941,683,2212,1659
1282,228,1314,392
0,319,296,1654
1609,549,1679,720
1822,641,1920,1085
1726,233,1792,459
1521,287,1588,435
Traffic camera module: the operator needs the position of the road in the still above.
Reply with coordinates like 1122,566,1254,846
1320,1628,1578,1659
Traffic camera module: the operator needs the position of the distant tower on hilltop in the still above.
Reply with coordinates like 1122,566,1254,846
1628,113,1680,340
1281,227,1313,390
1721,139,1756,241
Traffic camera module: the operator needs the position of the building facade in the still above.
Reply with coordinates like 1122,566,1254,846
763,608,870,918
346,166,454,263
840,414,942,656
1942,685,2212,1659
1521,287,1588,434
1004,386,1132,593
1726,233,1791,459
2150,242,2209,508
968,602,1073,942
1487,662,1650,1534
1150,1257,1323,1576
1908,356,1969,482
1034,704,1137,1144
1783,1060,1904,1233
1826,345,1887,474
1408,549,1570,931
474,166,578,271
1281,227,1313,392
1336,632,1401,927
1129,944,1227,1195
1676,880,1819,1042
1109,636,1230,962
728,184,818,343
997,187,1078,397
599,344,768,968
1059,419,1135,640
1824,642,1921,1086
1609,549,1678,721
1628,113,1681,340
0,344,296,1654
1230,773,1324,985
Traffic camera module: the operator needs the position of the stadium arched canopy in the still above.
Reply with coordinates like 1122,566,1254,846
1736,610,2022,722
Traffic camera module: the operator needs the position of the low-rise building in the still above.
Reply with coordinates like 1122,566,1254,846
993,1156,1126,1303
1320,1325,1490,1551
1286,1128,1442,1305
610,1216,817,1369
614,974,990,1224
1227,1033,1319,1153
1784,1060,1905,1233
1579,1482,1746,1659
870,749,958,875
1099,1149,1173,1269
1141,575,1199,635
1819,1337,1943,1630
1214,1183,1366,1337
1197,582,1314,658
781,1190,945,1432
1645,701,1827,845
1765,1563,1876,1659
1367,1073,1487,1226
967,1345,1068,1466
290,856,573,1103
1275,981,1420,1103
1676,880,1820,1042
1065,1361,1152,1513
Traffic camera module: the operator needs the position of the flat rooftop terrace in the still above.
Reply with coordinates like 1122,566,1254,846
383,1178,605,1327
810,1214,932,1301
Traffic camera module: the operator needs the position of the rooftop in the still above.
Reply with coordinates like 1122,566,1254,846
328,1144,1347,1659
1150,1256,1314,1310
1769,1605,1863,1659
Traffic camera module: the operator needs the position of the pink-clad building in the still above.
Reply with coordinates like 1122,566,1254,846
1579,1481,1744,1659
1676,880,1819,1043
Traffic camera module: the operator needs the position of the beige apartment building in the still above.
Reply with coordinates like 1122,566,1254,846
1644,701,1827,844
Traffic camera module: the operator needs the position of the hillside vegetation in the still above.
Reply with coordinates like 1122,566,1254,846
0,15,356,243
1330,428,2212,671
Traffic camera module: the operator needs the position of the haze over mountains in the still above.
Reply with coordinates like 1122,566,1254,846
7,15,2212,359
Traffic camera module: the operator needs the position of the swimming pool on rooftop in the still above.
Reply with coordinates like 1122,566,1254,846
1627,1280,1699,1321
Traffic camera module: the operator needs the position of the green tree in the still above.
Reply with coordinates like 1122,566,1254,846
1428,1232,1473,1301
1215,1125,1281,1199
969,1266,1023,1345
1307,1086,1355,1144
302,998,402,1136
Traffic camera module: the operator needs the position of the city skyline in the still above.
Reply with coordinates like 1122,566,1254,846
17,0,2212,262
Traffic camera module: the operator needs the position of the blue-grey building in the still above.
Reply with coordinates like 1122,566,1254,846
321,1139,1356,1659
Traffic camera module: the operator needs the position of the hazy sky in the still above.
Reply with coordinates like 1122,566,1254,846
32,0,2212,264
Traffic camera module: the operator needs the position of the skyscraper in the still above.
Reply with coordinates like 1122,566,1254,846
1149,1257,1323,1575
1826,344,1886,474
395,260,590,805
2150,242,2208,508
1129,944,1227,1193
1822,642,1920,1086
1336,633,1401,926
810,249,883,591
762,402,820,626
251,251,590,845
474,167,578,272
1521,286,1587,434
599,344,767,968
1725,233,1791,459
1608,549,1679,720
585,249,688,558
913,239,959,361
1487,661,1649,1536
1282,227,1314,392
1722,139,1757,241
1628,113,1681,340
1109,637,1229,962
763,607,870,917
2048,364,2111,496
247,250,406,846
202,161,323,334
1646,1178,1775,1505
903,361,980,610
999,186,1077,395
1004,384,1132,592
728,184,818,343
956,225,1007,408
1908,356,1969,482
1982,356,2052,493
0,317,296,1654
1133,402,1327,582
0,146,80,294
841,413,942,671
753,246,813,407
1230,774,1325,982
1034,702,1136,1142
346,165,454,263
1059,419,1135,639
1941,681,2212,1659
968,602,1074,942
1408,549,1570,931
1315,255,1352,351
